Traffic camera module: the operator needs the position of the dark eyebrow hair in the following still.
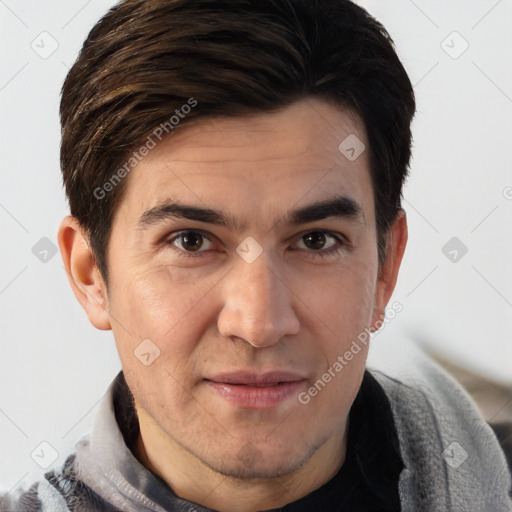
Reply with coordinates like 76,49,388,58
137,202,242,231
137,195,364,232
285,195,364,226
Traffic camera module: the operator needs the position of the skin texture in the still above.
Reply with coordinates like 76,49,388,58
58,98,407,511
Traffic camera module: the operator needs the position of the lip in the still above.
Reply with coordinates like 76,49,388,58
204,371,307,409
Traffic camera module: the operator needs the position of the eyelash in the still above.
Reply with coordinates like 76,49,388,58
165,230,347,259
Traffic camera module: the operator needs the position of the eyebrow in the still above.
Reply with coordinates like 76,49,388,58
137,195,364,232
287,195,364,226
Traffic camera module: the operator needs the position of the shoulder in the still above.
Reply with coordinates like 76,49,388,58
370,353,499,444
371,353,485,425
0,454,117,512
368,354,512,511
1,472,69,512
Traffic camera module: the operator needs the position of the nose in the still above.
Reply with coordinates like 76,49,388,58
217,252,300,348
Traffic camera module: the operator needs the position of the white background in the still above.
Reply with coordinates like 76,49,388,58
1,0,511,493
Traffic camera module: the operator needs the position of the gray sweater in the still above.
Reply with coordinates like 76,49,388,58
2,357,511,511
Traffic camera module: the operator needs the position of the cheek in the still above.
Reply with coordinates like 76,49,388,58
108,266,214,413
299,263,375,426
300,258,377,340
107,265,217,364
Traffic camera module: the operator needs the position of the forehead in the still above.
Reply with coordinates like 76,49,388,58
114,98,373,226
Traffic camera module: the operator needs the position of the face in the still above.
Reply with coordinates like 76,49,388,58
98,99,391,478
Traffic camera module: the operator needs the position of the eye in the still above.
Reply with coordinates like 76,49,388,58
167,230,213,253
296,231,340,251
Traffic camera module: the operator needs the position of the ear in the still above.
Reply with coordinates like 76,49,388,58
371,209,408,330
58,216,111,330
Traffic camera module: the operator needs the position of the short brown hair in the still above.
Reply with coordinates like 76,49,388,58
60,0,415,282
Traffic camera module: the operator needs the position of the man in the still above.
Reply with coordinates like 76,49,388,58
2,0,511,510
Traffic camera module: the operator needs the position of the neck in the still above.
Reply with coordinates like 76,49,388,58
134,408,348,512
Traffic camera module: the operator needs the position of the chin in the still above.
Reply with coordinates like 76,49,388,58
199,433,327,480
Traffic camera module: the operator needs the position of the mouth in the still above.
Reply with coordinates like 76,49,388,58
204,371,307,409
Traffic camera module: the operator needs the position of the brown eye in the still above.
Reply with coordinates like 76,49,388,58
181,232,203,251
295,231,345,257
169,231,213,253
302,231,329,250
